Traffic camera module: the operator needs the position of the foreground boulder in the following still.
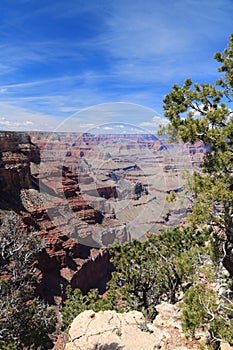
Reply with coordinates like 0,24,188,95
64,304,202,350
65,309,166,350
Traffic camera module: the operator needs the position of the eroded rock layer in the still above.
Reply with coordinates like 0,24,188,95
0,132,112,306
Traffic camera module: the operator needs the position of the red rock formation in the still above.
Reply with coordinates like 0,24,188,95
0,131,112,306
0,132,40,194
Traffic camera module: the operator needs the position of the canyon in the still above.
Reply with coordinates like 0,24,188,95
0,131,204,305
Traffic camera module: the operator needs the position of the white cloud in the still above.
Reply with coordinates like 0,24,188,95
103,126,113,130
78,123,96,129
0,118,34,128
115,124,125,128
138,115,168,130
0,104,61,131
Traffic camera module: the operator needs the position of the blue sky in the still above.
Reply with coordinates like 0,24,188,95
0,0,232,131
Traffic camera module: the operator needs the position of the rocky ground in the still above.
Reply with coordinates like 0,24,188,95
63,302,233,350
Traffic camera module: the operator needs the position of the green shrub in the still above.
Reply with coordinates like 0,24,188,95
182,284,233,349
61,285,123,329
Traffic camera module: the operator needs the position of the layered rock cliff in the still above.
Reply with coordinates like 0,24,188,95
0,131,112,305
0,132,39,201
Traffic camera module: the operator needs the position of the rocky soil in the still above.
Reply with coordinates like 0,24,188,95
63,302,232,350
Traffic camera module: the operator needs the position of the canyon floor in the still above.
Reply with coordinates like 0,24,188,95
36,132,202,248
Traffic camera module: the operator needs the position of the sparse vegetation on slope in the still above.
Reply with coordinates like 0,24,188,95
0,214,56,349
62,225,210,321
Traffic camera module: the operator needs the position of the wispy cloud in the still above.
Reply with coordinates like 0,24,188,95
139,115,168,131
102,0,233,84
52,102,163,133
0,103,61,131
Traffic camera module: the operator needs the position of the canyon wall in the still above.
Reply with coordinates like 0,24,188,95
0,132,39,195
0,131,112,306
0,131,205,305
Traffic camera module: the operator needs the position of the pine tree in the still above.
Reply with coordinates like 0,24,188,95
161,33,233,348
107,226,209,321
162,33,233,282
